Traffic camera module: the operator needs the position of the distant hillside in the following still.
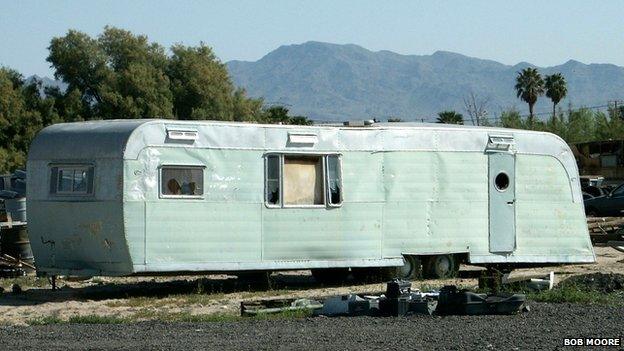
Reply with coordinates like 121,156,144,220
227,41,624,121
25,75,68,95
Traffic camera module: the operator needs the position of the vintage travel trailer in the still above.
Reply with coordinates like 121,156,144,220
26,119,595,280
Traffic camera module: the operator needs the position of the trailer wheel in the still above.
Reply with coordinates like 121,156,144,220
398,255,423,280
423,254,459,279
311,268,350,285
380,255,423,281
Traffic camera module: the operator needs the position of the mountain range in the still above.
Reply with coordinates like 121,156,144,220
227,41,624,122
27,41,624,122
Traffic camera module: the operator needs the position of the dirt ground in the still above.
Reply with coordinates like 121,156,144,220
0,245,622,326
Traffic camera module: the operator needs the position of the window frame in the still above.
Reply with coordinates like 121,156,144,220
264,152,343,209
158,164,206,199
494,171,511,192
264,155,282,208
325,154,343,207
50,164,95,196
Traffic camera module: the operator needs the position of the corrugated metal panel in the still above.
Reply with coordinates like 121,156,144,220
341,152,384,202
383,200,487,257
145,202,261,263
383,152,488,256
470,154,593,263
262,203,382,260
124,149,263,203
516,155,574,202
28,200,131,274
123,201,145,265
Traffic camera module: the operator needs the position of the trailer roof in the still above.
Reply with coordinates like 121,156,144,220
28,118,562,161
28,119,148,161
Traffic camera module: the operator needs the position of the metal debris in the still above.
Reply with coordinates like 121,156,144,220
240,298,323,316
242,280,524,318
502,271,555,291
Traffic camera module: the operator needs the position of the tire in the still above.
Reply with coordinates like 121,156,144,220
316,256,424,284
423,254,459,279
311,268,350,284
380,255,423,281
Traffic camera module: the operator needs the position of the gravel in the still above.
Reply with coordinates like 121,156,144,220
1,302,623,350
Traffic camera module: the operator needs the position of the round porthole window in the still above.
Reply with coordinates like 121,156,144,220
495,172,510,191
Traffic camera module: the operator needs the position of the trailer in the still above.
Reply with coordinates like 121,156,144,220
26,119,595,280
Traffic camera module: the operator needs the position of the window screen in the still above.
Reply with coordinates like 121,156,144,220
327,155,342,205
161,166,204,196
50,165,94,195
266,155,280,205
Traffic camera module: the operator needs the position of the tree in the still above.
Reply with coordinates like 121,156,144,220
47,27,173,119
498,108,525,129
167,43,262,121
288,116,313,125
463,92,490,126
0,27,271,172
0,68,46,172
566,108,597,143
47,29,109,106
262,105,312,125
436,111,464,125
544,73,567,122
47,27,263,121
515,67,544,126
231,88,263,122
166,43,264,121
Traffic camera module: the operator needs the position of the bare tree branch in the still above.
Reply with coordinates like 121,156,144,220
463,92,491,126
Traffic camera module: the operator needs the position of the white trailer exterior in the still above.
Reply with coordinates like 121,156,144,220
26,120,595,278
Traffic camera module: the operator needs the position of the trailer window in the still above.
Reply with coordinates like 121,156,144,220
50,165,94,195
161,166,204,197
284,156,324,205
327,155,342,206
495,172,510,192
264,154,342,207
266,155,280,205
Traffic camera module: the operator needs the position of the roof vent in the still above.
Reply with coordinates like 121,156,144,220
486,134,515,152
288,132,318,145
167,128,198,141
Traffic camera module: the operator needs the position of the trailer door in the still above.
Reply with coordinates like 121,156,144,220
488,149,516,253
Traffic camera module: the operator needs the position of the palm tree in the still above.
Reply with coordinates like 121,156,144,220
544,73,567,121
515,67,544,126
436,110,464,125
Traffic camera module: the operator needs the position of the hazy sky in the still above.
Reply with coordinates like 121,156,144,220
1,0,623,76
